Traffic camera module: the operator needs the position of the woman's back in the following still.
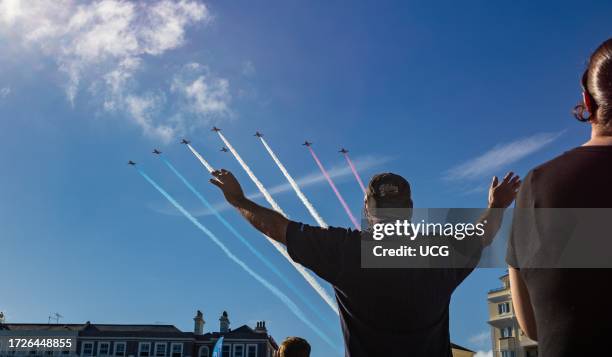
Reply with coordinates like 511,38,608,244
510,146,612,356
529,146,612,207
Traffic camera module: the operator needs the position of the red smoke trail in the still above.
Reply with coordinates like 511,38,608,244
343,152,367,194
308,146,361,230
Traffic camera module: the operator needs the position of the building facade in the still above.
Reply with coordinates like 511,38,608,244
487,274,538,357
0,310,277,357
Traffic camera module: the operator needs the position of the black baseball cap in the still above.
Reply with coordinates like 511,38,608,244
366,172,412,208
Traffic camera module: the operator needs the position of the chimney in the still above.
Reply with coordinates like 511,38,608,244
254,321,267,334
193,310,205,335
219,311,230,333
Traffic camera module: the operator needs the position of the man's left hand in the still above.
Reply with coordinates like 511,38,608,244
488,172,521,209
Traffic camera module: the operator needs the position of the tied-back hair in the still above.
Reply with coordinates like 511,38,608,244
573,38,612,125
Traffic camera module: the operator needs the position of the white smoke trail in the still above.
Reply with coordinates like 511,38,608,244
259,137,328,228
187,143,214,173
137,169,339,350
218,132,282,212
217,131,339,314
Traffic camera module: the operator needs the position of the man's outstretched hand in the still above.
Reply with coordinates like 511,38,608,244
210,169,246,207
488,172,521,209
209,169,289,243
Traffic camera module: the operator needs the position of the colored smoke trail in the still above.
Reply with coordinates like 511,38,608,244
308,147,361,230
161,158,336,321
343,152,367,195
187,143,214,173
137,169,339,350
217,131,339,313
259,137,328,228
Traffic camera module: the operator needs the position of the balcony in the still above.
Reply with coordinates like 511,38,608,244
488,286,507,294
498,337,517,351
488,312,515,328
488,289,510,303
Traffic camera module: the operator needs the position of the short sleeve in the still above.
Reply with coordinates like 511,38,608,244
506,170,536,268
285,221,355,285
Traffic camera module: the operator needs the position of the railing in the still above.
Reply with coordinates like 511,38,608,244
488,286,507,294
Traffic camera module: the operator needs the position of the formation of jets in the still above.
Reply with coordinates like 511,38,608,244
129,128,350,166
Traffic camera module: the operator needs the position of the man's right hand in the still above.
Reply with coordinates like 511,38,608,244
210,168,289,244
210,169,246,207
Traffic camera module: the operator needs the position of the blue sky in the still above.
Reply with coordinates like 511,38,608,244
1,1,610,356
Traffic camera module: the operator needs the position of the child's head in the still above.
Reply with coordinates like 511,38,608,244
277,337,310,357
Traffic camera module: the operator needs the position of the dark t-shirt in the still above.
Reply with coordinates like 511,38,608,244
507,146,612,357
286,221,478,357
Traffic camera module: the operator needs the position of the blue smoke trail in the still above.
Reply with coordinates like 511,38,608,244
161,158,334,326
137,169,340,351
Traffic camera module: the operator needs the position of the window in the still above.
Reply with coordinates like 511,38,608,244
154,343,166,357
99,342,111,356
501,351,516,357
139,343,151,357
198,346,209,357
246,345,256,357
500,326,513,338
498,302,510,314
233,345,244,357
114,343,126,357
170,343,182,357
222,345,230,357
82,342,94,357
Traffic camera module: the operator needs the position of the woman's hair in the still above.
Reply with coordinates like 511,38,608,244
573,38,612,124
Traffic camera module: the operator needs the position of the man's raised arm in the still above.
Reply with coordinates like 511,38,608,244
210,169,290,245
479,172,521,246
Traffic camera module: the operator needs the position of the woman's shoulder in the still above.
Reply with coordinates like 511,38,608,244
529,146,602,177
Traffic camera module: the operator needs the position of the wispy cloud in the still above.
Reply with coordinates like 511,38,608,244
468,330,490,347
0,0,228,142
444,131,564,181
151,154,393,217
0,86,10,98
171,64,232,119
241,60,256,76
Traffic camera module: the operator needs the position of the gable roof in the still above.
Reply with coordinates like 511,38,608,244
451,343,475,353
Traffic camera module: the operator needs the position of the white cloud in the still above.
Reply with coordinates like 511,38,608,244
444,131,564,181
124,93,175,143
0,86,10,98
0,0,225,142
474,350,493,357
172,69,231,117
468,330,490,347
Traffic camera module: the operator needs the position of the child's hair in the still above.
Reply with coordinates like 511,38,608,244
278,337,311,357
